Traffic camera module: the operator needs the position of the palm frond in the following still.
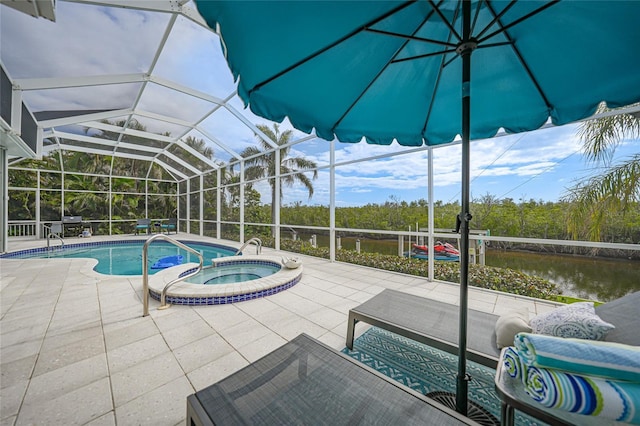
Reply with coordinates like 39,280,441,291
562,155,640,240
578,103,640,164
242,123,319,218
283,157,319,178
295,172,315,199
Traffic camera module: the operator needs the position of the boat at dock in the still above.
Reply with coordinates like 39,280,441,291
404,242,460,262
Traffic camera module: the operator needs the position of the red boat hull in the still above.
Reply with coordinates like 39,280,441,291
411,242,460,256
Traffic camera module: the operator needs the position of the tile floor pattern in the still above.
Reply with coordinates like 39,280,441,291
0,234,560,425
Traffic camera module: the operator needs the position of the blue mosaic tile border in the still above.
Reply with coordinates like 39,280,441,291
0,239,236,259
0,239,145,258
149,274,302,305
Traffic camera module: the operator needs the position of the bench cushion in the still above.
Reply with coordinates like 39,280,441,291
595,291,640,346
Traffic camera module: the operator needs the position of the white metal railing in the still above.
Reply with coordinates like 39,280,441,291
7,219,180,240
273,225,640,253
8,221,37,237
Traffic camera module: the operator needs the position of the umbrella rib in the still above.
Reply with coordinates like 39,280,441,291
427,0,462,42
248,1,416,95
470,0,484,36
483,1,553,110
391,48,458,64
330,4,443,138
476,41,513,50
428,41,514,70
364,28,457,49
421,4,462,139
441,54,458,69
477,1,560,45
474,0,518,41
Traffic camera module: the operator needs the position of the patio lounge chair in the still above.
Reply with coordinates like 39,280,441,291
135,218,151,235
160,218,177,234
346,289,501,368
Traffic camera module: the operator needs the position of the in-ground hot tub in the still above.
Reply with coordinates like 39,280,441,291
148,255,303,305
184,261,281,284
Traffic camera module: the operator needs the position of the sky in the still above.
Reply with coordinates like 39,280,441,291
1,1,638,208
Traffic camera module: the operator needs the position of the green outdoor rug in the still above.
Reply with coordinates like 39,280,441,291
342,327,544,426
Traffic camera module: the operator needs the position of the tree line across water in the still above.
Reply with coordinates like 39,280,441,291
271,196,640,259
9,155,639,255
8,117,639,255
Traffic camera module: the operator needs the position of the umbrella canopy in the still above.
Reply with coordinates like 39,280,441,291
194,0,640,417
196,1,640,145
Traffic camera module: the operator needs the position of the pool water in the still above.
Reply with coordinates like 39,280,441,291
5,241,236,275
185,263,280,285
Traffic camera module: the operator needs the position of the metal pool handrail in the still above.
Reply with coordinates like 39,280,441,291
45,223,64,250
235,237,262,255
142,234,203,317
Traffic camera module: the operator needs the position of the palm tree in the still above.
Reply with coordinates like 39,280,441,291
240,123,318,228
184,135,214,159
562,103,640,241
220,164,241,218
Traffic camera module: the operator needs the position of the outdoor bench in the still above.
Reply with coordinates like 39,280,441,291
346,288,501,369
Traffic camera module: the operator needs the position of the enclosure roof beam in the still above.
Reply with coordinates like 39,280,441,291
14,73,146,91
41,142,188,180
147,76,277,148
38,109,134,128
195,127,242,161
161,150,205,176
51,120,219,171
44,130,162,153
45,130,206,176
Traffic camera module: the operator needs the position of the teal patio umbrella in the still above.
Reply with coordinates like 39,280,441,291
194,0,640,416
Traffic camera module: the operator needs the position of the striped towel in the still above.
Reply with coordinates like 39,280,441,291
503,347,524,381
515,332,640,382
523,365,640,424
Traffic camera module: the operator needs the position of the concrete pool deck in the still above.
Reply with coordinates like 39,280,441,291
0,234,560,425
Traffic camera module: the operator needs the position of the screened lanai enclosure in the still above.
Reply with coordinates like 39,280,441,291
1,0,323,252
2,0,640,264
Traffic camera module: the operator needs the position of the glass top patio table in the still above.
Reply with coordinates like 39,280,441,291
187,333,479,425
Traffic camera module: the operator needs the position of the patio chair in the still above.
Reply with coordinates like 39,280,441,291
45,222,64,249
49,222,63,238
135,218,151,235
160,218,177,234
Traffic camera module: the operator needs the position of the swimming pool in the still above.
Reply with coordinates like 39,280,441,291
1,240,236,275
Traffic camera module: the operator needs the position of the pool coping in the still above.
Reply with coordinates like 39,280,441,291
148,255,304,305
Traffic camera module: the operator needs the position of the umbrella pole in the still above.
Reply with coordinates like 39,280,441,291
456,0,474,416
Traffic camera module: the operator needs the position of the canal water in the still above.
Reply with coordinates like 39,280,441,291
483,249,640,302
303,234,639,302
